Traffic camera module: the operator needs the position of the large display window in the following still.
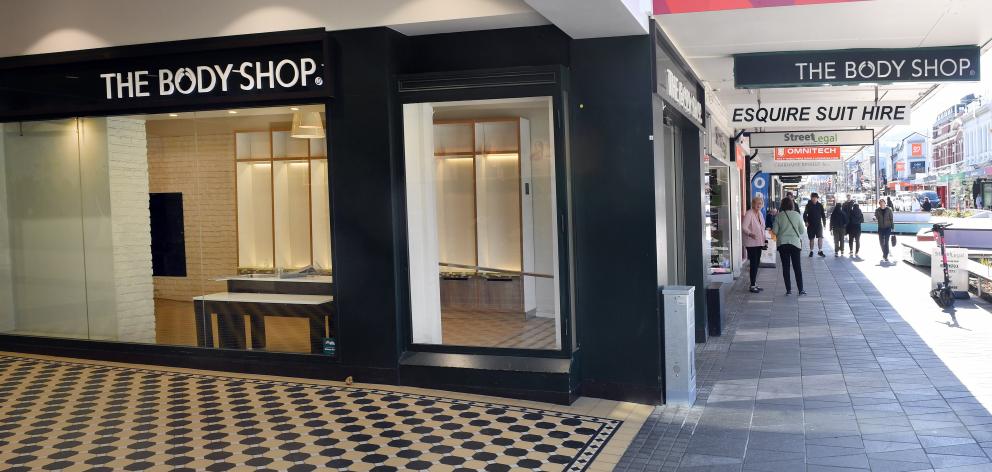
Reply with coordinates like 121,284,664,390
402,97,562,351
0,104,335,355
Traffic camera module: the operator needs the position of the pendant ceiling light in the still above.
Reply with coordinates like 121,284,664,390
291,111,325,139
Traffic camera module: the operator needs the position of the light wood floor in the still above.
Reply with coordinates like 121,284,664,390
441,309,558,350
155,299,558,352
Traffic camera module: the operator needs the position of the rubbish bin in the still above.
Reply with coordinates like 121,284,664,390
663,285,696,406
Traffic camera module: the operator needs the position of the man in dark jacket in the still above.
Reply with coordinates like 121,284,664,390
846,203,864,257
829,203,849,256
875,198,895,263
922,197,933,212
803,192,827,257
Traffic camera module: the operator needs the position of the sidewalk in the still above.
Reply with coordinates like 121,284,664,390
616,237,992,472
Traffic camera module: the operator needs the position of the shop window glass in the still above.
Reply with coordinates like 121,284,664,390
0,105,335,356
706,163,733,274
403,97,562,350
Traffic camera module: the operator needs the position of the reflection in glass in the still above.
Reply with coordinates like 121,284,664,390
0,105,334,355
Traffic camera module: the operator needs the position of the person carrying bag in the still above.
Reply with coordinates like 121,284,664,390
771,197,807,295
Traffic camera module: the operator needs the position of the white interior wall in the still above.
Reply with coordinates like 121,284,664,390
0,131,13,332
433,102,558,319
403,103,444,344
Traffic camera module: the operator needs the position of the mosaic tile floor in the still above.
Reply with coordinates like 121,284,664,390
0,353,640,472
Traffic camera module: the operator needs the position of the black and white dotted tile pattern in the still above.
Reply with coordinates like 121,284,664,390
0,355,620,471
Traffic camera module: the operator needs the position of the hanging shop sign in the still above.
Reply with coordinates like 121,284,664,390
730,101,911,127
757,147,843,175
734,45,980,88
773,146,841,160
748,129,874,148
895,162,906,172
652,20,704,127
910,161,926,173
0,29,332,121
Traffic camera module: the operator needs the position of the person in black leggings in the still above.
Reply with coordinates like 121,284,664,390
771,197,807,295
742,196,767,293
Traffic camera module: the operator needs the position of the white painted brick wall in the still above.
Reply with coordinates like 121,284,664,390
107,117,155,343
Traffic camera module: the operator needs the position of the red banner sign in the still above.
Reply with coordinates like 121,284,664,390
895,161,906,172
773,146,841,160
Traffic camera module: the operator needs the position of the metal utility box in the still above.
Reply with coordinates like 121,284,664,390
663,285,696,406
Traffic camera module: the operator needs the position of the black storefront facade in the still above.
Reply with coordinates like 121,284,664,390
0,23,708,406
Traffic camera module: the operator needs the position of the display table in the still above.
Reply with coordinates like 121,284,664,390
193,292,335,353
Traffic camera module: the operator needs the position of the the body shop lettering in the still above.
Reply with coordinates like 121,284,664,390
100,58,319,99
666,69,702,122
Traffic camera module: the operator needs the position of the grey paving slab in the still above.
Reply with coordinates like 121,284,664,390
615,237,992,472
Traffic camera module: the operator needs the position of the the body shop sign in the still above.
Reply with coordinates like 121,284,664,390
734,46,980,88
653,20,704,127
665,69,703,123
100,58,321,99
0,29,331,120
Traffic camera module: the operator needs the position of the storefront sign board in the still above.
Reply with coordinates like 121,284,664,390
734,46,981,88
0,29,332,120
731,102,911,127
749,129,874,148
758,148,844,174
652,21,704,127
773,146,841,159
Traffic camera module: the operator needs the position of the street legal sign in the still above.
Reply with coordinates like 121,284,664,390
730,102,911,127
749,129,874,148
774,146,841,160
734,46,980,88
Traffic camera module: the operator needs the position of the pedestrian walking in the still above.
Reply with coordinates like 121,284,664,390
743,196,766,294
874,198,895,263
771,197,806,296
829,203,848,257
847,202,864,257
803,192,827,257
765,207,777,230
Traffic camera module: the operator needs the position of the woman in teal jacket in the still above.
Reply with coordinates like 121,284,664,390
772,197,807,295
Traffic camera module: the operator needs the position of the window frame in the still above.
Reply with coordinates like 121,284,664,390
395,66,575,359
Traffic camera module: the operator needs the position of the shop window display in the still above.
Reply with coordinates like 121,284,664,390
0,105,334,355
403,97,562,350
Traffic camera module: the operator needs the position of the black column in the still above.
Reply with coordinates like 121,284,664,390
570,35,662,404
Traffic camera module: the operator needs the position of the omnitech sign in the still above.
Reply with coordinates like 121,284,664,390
758,148,843,175
731,102,911,127
774,146,841,160
748,129,874,148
